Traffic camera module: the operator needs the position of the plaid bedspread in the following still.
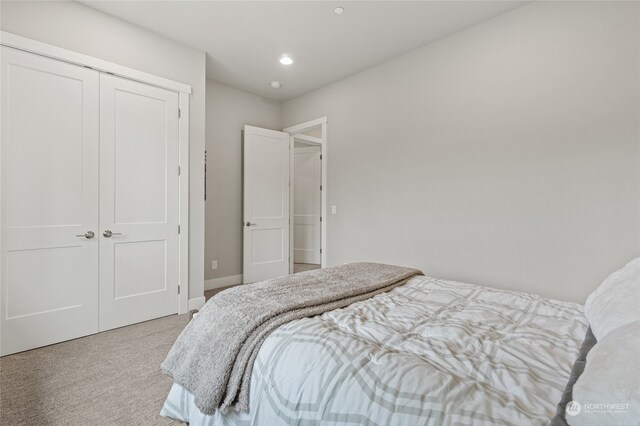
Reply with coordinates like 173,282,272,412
162,275,586,426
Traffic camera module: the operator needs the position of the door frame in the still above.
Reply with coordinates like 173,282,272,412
0,31,191,315
283,117,328,272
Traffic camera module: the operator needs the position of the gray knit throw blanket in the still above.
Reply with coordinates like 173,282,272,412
161,262,423,415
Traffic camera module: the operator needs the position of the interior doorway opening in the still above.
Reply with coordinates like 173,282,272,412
242,118,327,283
284,117,328,275
293,143,321,273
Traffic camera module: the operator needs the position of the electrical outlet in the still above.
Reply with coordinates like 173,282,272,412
211,260,218,270
331,205,337,214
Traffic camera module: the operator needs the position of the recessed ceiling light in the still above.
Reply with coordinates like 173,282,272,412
270,81,281,89
334,7,344,15
279,56,293,65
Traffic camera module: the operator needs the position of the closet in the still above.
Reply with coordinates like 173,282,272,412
0,45,185,356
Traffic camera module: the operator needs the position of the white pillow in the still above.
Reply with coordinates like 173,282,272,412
567,320,640,426
584,257,640,341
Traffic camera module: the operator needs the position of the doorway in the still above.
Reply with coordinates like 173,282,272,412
284,117,328,275
292,142,321,273
242,118,327,283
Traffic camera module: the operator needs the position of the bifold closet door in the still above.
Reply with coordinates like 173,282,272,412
98,74,180,331
0,47,100,356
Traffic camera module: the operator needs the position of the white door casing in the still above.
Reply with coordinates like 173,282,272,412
98,74,180,331
243,126,290,283
0,47,100,356
293,147,321,264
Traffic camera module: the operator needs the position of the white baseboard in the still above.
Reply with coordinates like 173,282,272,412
204,274,243,291
188,296,206,311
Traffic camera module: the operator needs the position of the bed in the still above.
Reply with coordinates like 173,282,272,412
161,272,588,426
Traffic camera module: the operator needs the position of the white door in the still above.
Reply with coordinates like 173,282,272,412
99,74,180,331
243,126,290,283
293,147,321,264
0,47,100,355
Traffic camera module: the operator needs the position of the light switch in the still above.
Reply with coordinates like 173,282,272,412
331,205,337,214
211,260,218,270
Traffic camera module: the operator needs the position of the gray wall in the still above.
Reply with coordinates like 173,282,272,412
0,1,207,300
283,1,640,302
205,81,282,283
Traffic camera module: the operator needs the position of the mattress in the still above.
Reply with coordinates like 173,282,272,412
161,275,587,425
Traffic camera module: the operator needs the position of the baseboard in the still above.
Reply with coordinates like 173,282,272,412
204,274,243,291
188,296,206,311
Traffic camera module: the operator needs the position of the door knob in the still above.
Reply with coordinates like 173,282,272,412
76,231,95,239
245,222,258,227
103,230,122,238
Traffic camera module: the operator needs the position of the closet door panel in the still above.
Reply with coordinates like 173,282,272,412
113,88,167,224
99,74,179,331
0,47,100,356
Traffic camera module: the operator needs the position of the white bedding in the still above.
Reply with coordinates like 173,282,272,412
161,275,586,425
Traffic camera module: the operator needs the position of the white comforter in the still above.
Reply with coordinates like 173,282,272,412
161,275,586,425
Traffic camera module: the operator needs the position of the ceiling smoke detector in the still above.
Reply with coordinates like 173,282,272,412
334,7,344,15
270,81,281,89
279,56,293,65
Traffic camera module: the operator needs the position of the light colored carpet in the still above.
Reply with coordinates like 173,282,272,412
1,269,321,424
293,263,320,273
204,285,237,300
0,314,189,425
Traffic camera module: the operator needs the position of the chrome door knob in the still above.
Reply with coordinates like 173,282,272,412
103,230,122,238
76,231,95,239
245,222,258,227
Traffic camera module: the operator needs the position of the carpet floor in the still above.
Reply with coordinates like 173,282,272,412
1,269,322,424
293,263,320,273
0,314,189,425
203,285,236,300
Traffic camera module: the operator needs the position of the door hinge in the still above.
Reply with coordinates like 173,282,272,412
178,165,181,175
320,248,323,254
178,285,181,294
320,216,322,222
178,225,181,234
320,185,322,191
178,108,181,118
320,155,322,160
